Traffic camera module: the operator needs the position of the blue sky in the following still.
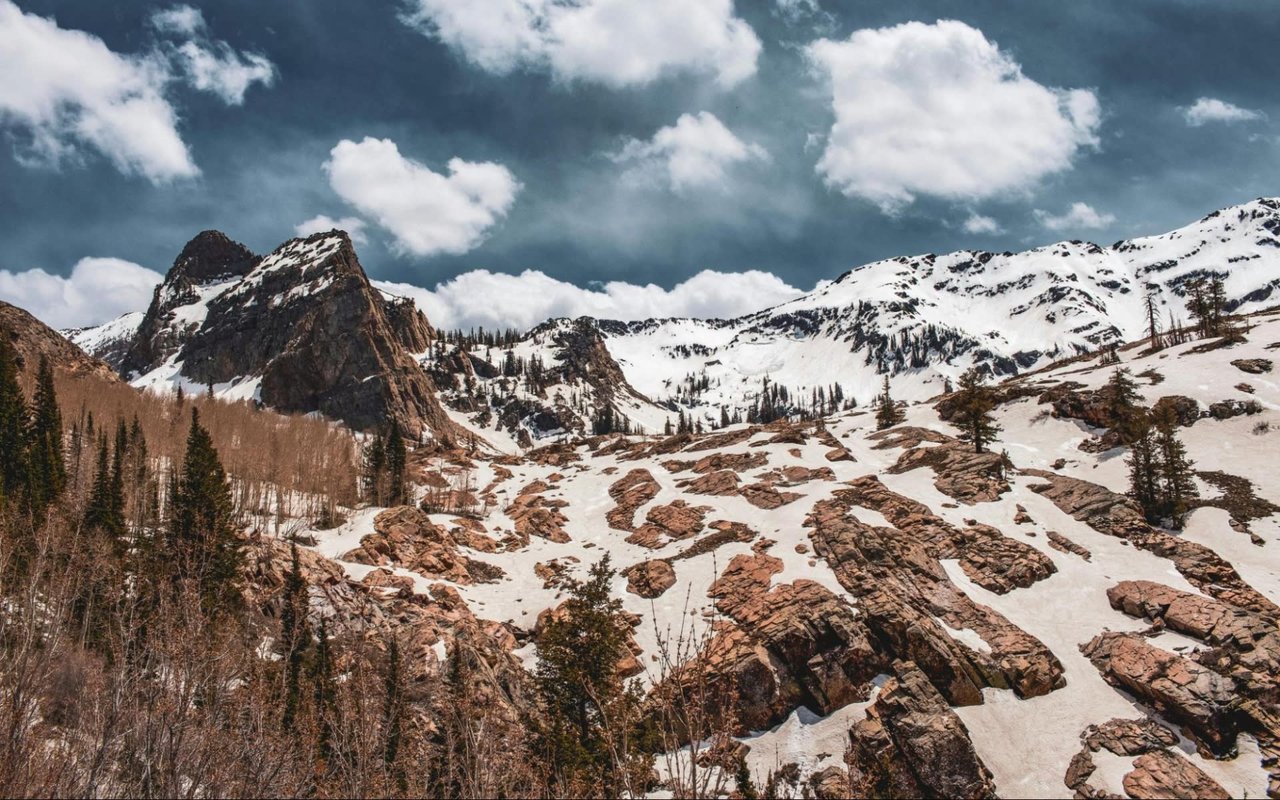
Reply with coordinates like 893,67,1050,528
1,0,1277,330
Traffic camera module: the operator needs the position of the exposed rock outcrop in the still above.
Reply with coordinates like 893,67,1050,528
342,506,503,584
0,301,118,381
623,559,675,598
844,661,998,799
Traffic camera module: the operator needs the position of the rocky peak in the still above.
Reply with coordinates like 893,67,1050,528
120,230,260,377
170,230,258,285
171,231,458,439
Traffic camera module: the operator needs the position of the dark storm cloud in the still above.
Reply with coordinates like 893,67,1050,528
1,0,1277,327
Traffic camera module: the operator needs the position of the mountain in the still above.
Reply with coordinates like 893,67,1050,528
1,300,117,381
72,197,1280,444
582,198,1280,424
77,229,459,440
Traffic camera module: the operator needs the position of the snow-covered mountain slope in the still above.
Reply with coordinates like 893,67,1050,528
71,197,1280,445
589,198,1280,426
293,305,1280,799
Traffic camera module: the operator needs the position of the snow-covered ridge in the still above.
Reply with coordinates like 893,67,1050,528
584,198,1280,423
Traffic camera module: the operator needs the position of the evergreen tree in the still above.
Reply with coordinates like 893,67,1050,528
1154,406,1198,527
382,637,404,778
84,435,125,541
953,368,1001,453
362,431,386,505
534,555,645,792
874,375,905,430
280,541,310,731
386,422,408,506
0,339,27,507
735,757,759,800
310,619,339,763
168,409,241,616
1145,291,1163,351
1104,368,1143,442
26,356,65,514
1126,412,1161,521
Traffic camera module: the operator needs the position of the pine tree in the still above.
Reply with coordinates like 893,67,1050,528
168,409,241,616
1154,407,1198,527
953,368,1001,453
1104,368,1143,442
280,541,310,731
1126,412,1161,521
534,554,644,792
0,338,27,508
386,422,407,506
1145,291,1163,352
26,356,65,514
84,435,125,541
310,619,339,763
362,431,386,505
874,375,904,430
382,637,404,778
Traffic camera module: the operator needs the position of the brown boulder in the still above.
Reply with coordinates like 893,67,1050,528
606,469,661,531
1231,358,1273,375
845,661,998,799
343,506,502,584
623,560,676,599
1080,632,1239,755
1122,750,1229,799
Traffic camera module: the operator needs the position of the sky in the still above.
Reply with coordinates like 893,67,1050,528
1,0,1278,331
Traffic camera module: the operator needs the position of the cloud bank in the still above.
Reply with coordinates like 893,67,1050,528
375,267,805,331
806,20,1100,212
0,257,163,329
400,0,760,88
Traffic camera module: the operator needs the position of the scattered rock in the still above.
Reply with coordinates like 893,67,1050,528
606,469,661,531
342,506,502,584
1045,530,1091,561
1122,750,1229,799
1080,632,1239,755
1231,358,1272,375
623,560,676,599
845,661,998,799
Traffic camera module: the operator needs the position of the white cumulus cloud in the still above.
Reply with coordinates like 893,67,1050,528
325,137,520,257
0,2,277,183
1034,202,1115,232
295,214,369,244
0,1,197,182
374,267,804,331
1182,97,1264,127
400,0,760,88
150,5,276,106
0,257,163,329
612,112,767,192
805,20,1101,213
962,213,1003,235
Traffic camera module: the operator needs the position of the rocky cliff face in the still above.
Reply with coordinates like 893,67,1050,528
79,229,459,440
121,230,259,377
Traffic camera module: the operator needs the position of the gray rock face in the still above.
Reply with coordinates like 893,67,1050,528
108,229,457,440
121,230,259,376
174,232,454,438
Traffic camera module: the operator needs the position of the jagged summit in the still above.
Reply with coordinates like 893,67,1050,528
169,229,259,284
84,229,458,440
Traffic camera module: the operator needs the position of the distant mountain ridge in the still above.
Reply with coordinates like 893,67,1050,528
68,197,1280,442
